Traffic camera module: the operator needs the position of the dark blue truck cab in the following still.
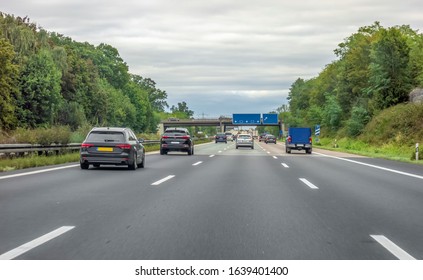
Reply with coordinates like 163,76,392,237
285,127,312,154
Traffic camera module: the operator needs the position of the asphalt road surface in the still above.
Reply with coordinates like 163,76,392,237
1,141,422,260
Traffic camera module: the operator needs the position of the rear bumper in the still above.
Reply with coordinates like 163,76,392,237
80,155,133,165
286,144,312,150
161,143,191,151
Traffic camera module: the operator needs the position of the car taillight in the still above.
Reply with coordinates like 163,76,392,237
180,136,190,139
81,143,94,148
309,137,312,144
162,136,169,139
116,144,131,150
287,136,292,143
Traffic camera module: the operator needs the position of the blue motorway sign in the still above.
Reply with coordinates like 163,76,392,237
262,113,279,124
232,114,261,125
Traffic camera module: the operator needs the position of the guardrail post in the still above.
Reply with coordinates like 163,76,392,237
416,143,419,161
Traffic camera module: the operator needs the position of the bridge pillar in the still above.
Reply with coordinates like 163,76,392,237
158,123,164,135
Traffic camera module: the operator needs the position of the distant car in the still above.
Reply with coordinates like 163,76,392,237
225,132,234,141
265,134,277,144
215,133,227,143
236,134,254,149
258,133,268,142
80,127,145,170
160,127,194,155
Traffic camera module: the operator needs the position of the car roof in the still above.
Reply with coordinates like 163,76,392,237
90,127,130,132
165,127,188,131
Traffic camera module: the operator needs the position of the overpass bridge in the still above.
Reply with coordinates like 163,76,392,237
159,117,282,134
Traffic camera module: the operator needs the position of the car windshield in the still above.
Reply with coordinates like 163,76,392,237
86,131,125,142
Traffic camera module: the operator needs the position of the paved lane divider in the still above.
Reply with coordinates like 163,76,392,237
370,235,416,260
299,178,319,189
0,226,75,260
0,165,79,180
281,163,289,168
151,175,175,186
192,161,203,166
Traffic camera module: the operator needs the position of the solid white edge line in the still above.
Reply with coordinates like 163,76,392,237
314,152,423,180
281,163,289,168
299,178,319,189
0,164,79,180
151,175,175,186
0,226,75,260
370,235,416,260
192,161,203,166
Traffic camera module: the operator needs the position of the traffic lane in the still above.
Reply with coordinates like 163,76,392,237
280,152,423,259
0,149,212,256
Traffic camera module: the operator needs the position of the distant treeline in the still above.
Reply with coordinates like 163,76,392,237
283,22,423,137
0,12,194,133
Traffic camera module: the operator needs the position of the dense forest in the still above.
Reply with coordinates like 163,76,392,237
284,22,423,138
0,13,194,134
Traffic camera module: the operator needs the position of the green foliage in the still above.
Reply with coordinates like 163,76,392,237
0,12,190,139
170,101,194,118
360,103,423,146
18,49,63,127
0,38,19,129
346,106,370,137
287,22,423,144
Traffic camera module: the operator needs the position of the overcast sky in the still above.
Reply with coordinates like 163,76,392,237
2,0,423,118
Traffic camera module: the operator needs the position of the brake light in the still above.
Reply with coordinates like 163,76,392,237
81,143,94,148
309,137,312,144
287,136,292,143
116,144,131,150
162,136,169,139
180,136,190,140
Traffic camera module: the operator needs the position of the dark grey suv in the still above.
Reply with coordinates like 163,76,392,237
80,127,145,170
160,127,194,155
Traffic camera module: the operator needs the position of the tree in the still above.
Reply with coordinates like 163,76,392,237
367,27,412,112
170,101,194,118
0,38,19,129
18,49,63,127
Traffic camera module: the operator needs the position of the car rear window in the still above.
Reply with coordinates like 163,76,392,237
238,135,251,139
164,131,188,136
86,131,125,142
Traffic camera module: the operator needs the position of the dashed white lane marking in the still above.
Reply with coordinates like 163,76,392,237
273,156,278,159
0,165,79,180
314,152,423,180
192,161,203,166
209,155,215,158
299,178,319,189
218,151,222,153
281,163,289,168
370,235,416,260
267,151,270,154
0,226,75,260
151,175,175,186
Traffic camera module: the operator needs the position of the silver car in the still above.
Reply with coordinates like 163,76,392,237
236,134,254,149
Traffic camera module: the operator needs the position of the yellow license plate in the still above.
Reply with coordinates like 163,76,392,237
97,147,113,152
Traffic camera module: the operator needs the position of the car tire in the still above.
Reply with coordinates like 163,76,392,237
128,152,137,170
138,154,145,168
160,148,165,155
286,147,291,154
80,162,89,169
187,147,193,155
236,146,238,149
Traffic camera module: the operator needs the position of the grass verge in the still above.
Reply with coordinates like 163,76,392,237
314,137,423,165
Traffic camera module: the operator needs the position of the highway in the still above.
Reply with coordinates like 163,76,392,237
0,141,422,260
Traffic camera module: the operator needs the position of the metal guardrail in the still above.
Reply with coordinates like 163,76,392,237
0,141,161,157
